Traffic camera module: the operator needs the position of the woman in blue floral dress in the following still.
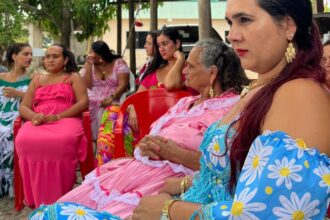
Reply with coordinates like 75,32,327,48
0,43,32,198
131,0,330,219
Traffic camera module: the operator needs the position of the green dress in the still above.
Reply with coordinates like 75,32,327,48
0,75,30,198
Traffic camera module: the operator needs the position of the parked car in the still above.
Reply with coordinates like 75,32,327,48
164,24,223,57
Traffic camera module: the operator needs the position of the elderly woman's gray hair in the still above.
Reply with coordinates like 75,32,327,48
193,38,249,93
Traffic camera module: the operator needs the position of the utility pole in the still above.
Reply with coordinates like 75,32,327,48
198,0,212,39
117,0,122,55
128,0,136,74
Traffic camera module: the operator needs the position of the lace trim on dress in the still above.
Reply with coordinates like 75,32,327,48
149,91,239,136
83,171,143,210
134,147,195,176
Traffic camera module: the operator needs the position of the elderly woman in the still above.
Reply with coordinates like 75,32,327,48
131,0,330,219
29,39,249,219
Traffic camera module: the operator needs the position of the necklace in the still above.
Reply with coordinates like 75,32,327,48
240,75,279,99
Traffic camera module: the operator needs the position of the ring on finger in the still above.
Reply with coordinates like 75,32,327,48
34,120,38,124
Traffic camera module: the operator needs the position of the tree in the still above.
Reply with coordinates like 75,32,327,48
0,1,28,64
15,0,150,49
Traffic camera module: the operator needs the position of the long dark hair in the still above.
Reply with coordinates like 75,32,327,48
91,40,121,63
5,43,31,66
51,44,78,73
141,27,183,81
229,0,324,192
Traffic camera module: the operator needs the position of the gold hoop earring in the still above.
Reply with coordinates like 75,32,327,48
209,87,214,98
285,41,296,63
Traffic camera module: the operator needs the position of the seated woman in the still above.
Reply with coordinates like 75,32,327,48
96,28,189,163
81,40,130,141
15,44,89,208
135,31,157,85
131,0,330,219
0,43,32,198
30,38,249,219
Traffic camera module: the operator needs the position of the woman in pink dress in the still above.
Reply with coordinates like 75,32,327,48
15,44,89,208
57,39,249,219
81,41,130,140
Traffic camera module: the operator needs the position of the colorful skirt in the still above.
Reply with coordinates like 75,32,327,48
96,105,134,166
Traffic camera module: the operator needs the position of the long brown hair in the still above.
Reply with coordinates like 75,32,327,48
228,0,325,192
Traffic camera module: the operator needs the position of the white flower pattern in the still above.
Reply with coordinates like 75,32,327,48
313,162,330,193
240,137,273,185
273,192,320,220
222,188,266,220
207,134,227,168
268,157,302,190
60,203,99,220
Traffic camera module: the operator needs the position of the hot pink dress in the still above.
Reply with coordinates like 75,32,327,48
58,91,239,218
81,59,130,140
15,78,87,208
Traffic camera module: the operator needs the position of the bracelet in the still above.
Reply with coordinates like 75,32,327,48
180,176,189,196
161,199,179,220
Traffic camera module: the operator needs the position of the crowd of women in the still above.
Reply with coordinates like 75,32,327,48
0,0,329,219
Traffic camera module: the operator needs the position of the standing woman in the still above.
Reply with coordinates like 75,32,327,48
0,43,32,198
81,41,130,141
16,44,88,208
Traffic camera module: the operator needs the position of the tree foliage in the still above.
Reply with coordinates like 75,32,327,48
14,0,151,49
0,1,28,63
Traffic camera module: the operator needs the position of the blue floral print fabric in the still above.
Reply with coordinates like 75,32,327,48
29,202,120,220
205,130,330,219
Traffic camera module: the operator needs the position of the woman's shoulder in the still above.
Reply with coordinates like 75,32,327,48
0,72,10,80
264,78,330,154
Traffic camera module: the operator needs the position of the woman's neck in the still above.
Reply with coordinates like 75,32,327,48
11,67,26,76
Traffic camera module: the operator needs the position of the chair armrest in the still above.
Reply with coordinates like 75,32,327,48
113,111,127,158
13,116,24,211
80,111,95,179
13,117,23,138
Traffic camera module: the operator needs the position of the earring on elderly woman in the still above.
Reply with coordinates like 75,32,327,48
285,35,296,63
209,87,214,98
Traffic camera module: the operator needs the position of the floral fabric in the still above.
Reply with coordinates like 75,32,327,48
96,105,134,166
29,202,120,220
0,75,30,198
204,130,330,219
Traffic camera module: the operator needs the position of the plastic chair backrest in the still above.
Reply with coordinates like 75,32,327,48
113,89,191,158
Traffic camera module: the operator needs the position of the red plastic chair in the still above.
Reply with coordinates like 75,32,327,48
13,112,94,211
113,89,191,159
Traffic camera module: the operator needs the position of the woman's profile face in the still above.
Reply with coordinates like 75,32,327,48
144,34,154,57
44,46,67,73
225,0,290,75
13,46,33,69
184,47,211,92
157,34,178,61
322,45,330,83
